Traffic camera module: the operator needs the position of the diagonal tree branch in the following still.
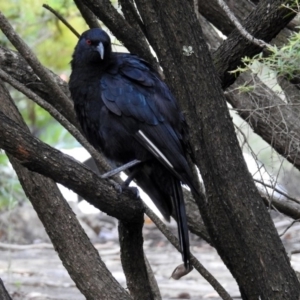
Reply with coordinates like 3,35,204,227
216,0,269,48
118,218,157,300
198,0,255,36
0,109,144,223
73,0,101,29
0,68,114,178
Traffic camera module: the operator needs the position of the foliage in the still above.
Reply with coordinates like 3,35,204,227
232,29,300,81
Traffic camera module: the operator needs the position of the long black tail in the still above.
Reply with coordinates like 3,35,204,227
171,177,190,270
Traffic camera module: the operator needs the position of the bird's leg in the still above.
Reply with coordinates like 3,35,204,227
120,163,145,198
123,164,143,187
100,159,141,179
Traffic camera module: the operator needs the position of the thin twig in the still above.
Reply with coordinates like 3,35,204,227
216,0,270,48
42,4,80,38
119,0,147,37
0,242,53,250
253,179,300,205
279,219,300,236
144,205,233,300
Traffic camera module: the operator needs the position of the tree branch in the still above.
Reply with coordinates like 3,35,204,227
226,72,300,172
0,110,144,223
198,0,255,36
216,0,269,48
134,0,300,297
119,0,147,38
73,0,101,29
118,218,157,300
0,68,114,178
42,4,80,38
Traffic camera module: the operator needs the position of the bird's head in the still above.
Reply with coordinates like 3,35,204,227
72,28,112,65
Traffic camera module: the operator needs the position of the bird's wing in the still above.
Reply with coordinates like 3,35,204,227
101,55,192,184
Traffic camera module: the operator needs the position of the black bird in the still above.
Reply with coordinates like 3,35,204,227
69,28,198,270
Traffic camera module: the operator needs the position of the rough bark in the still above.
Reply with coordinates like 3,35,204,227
198,0,255,36
119,218,156,300
133,0,300,298
0,82,131,300
0,110,144,223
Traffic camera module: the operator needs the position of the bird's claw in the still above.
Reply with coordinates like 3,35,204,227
118,185,140,199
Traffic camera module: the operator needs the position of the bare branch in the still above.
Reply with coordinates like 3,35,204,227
279,219,300,236
213,0,297,89
226,72,300,172
261,194,300,220
216,0,269,48
254,179,300,205
73,0,101,29
119,0,147,37
42,4,81,38
118,218,157,300
144,255,162,300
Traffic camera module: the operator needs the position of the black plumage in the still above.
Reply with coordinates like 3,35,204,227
69,28,198,269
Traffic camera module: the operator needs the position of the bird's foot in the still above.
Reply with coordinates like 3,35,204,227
117,184,140,199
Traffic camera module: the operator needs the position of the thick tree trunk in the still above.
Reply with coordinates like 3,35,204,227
134,0,300,298
119,218,157,300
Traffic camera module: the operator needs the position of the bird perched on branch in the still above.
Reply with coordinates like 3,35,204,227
69,28,198,270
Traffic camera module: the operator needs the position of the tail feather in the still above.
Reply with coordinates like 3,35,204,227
171,177,190,270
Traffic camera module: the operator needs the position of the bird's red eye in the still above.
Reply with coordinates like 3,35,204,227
86,39,92,45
